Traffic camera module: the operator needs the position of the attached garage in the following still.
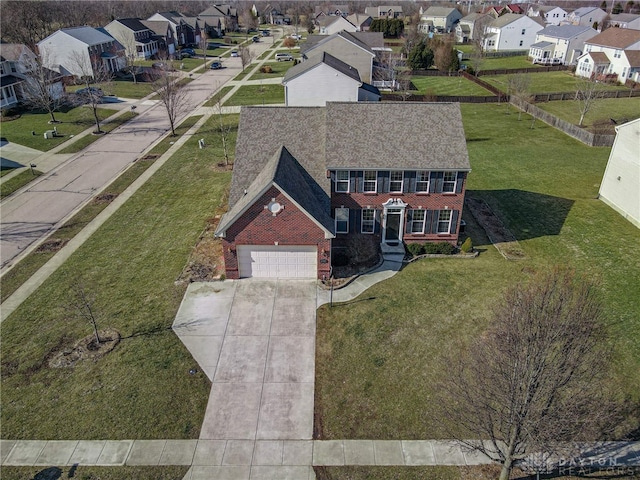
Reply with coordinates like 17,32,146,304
237,245,318,278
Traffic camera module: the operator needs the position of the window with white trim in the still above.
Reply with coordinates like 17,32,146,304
361,209,375,234
335,170,349,192
614,49,621,58
437,210,452,234
416,171,430,192
410,209,426,233
390,171,403,193
363,170,377,192
335,207,349,233
443,171,457,193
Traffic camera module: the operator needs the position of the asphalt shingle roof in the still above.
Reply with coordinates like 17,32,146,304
282,52,361,84
115,18,150,32
423,7,458,17
538,25,594,40
61,26,114,46
587,27,640,49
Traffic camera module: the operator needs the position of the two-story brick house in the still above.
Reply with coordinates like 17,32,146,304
104,18,159,60
214,102,470,280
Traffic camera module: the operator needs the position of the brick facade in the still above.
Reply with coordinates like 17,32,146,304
221,186,331,279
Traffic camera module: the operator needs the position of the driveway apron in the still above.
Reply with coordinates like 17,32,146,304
173,279,316,443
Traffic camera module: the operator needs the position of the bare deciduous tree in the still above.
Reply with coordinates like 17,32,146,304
575,78,606,127
507,73,532,119
148,66,190,136
66,280,102,344
198,31,209,69
210,86,233,166
238,44,255,72
439,269,620,480
21,51,66,123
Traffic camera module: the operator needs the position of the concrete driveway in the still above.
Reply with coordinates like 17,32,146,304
173,279,316,443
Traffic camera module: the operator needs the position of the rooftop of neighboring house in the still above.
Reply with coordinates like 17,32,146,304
318,15,344,28
461,12,490,22
608,13,640,23
571,7,603,17
0,43,33,62
153,11,184,23
586,26,640,48
346,13,372,26
282,51,361,84
489,13,540,28
140,20,171,35
506,4,524,14
422,7,459,17
302,31,380,55
586,51,611,63
111,18,151,32
199,6,226,17
537,24,595,39
56,26,116,46
625,49,640,66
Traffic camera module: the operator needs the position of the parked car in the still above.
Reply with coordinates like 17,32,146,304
252,36,260,43
275,53,293,62
210,61,223,69
261,30,270,36
230,50,239,57
289,34,302,40
178,48,196,58
152,61,168,69
76,87,103,97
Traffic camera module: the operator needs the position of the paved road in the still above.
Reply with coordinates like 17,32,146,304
0,41,272,272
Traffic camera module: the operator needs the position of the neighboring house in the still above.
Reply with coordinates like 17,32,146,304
282,52,380,106
37,26,125,79
141,20,177,55
346,13,373,31
505,4,525,14
576,27,640,82
365,5,403,19
483,6,505,19
199,5,235,37
419,7,462,34
104,18,159,59
0,43,34,109
181,17,202,45
214,102,470,280
318,15,357,35
301,31,377,83
147,11,197,48
605,13,640,29
483,14,544,51
528,25,598,65
315,5,349,17
527,5,569,26
566,7,607,27
455,13,491,43
598,118,640,228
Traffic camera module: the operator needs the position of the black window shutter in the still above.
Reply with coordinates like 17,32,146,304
456,172,464,194
429,171,436,193
381,171,390,193
406,209,413,226
374,209,381,233
356,170,364,192
355,209,362,233
404,171,415,193
435,172,444,193
450,210,459,234
330,171,336,192
425,210,432,233
431,210,440,234
349,171,356,192
349,208,357,234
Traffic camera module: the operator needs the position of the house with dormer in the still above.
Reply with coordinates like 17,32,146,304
214,102,470,279
104,18,159,59
37,26,125,79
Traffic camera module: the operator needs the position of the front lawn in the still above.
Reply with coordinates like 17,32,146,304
248,61,296,80
315,103,640,441
481,70,631,93
536,97,640,127
0,107,115,152
57,111,138,154
224,84,285,106
67,80,152,99
409,75,494,96
1,466,189,480
0,114,239,440
0,169,42,198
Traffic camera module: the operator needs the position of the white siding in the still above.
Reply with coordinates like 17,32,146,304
38,31,91,78
488,17,543,51
599,119,640,228
285,63,361,106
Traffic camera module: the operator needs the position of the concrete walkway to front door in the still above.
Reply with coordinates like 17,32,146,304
173,280,316,444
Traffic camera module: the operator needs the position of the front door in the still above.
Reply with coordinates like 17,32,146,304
384,210,401,243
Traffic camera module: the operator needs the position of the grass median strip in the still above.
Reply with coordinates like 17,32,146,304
1,466,190,480
0,114,235,439
224,84,284,106
1,169,42,199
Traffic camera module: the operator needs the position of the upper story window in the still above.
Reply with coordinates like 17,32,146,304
614,49,621,58
443,171,457,193
335,207,349,233
437,210,452,234
521,28,526,35
416,171,430,192
361,209,375,234
390,171,403,193
363,170,377,192
335,170,349,192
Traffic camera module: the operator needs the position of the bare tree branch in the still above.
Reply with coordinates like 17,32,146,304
575,78,606,127
148,65,190,136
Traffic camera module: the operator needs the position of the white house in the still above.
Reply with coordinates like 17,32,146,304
598,118,640,228
37,27,125,79
566,7,607,28
419,7,462,34
0,43,35,109
528,25,598,65
605,13,640,30
527,5,569,26
456,13,491,43
104,18,159,59
576,27,640,83
317,15,357,35
282,52,380,106
483,14,544,52
364,5,403,19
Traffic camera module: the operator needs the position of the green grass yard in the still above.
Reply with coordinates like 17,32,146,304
248,61,296,80
536,97,640,127
0,169,43,198
482,70,630,93
464,54,541,70
0,114,238,439
66,79,153,99
57,111,138,154
224,84,284,106
0,466,189,480
409,75,493,96
315,103,640,441
0,107,114,151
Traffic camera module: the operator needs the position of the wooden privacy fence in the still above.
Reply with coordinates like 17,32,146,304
533,89,640,102
510,97,616,147
477,65,570,76
384,93,502,103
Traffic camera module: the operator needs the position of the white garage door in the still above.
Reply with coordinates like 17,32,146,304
237,245,317,279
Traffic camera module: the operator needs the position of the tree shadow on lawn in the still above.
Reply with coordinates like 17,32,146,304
467,189,574,242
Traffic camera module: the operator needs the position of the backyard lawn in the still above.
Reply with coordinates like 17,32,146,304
224,84,285,106
464,54,540,70
409,75,493,96
0,114,238,440
315,103,640,441
536,97,640,127
482,70,631,93
0,107,115,151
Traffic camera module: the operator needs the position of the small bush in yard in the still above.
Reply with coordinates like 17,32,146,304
260,65,272,73
407,243,425,256
460,237,473,253
423,242,455,255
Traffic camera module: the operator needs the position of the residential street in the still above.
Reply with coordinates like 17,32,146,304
0,38,273,272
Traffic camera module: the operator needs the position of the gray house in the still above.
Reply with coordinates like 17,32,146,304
104,18,159,59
